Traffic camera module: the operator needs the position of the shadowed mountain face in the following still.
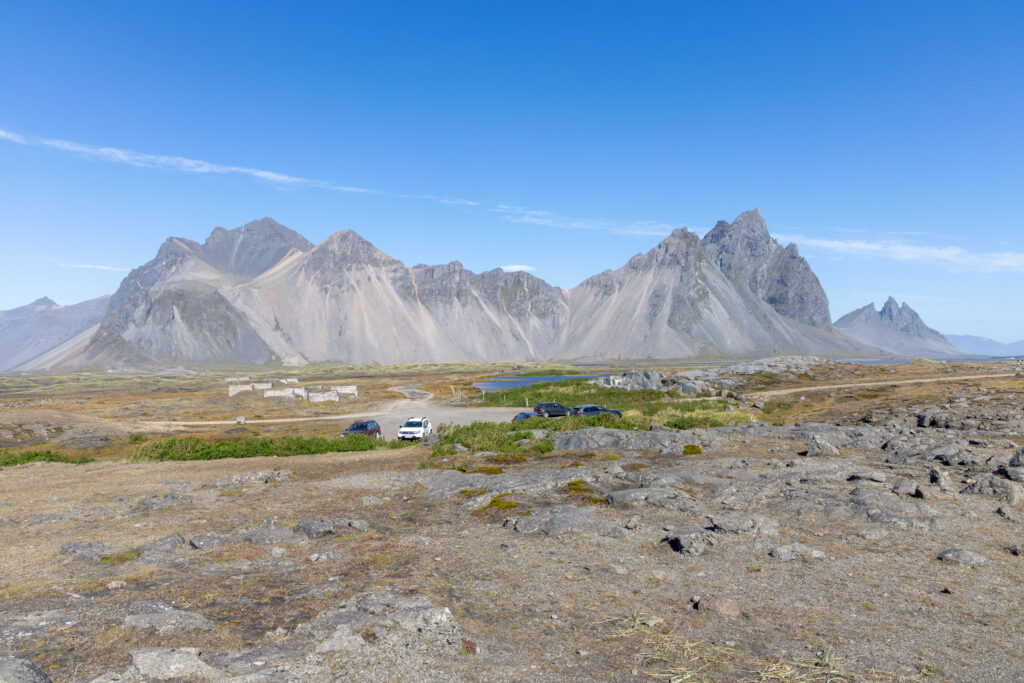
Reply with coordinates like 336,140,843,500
58,211,870,368
702,209,833,329
834,297,965,357
197,218,313,278
0,296,110,371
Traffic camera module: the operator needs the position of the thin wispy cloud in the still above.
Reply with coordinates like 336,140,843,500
493,204,674,236
0,127,674,238
775,233,1024,273
500,264,536,272
2,129,374,193
59,263,132,272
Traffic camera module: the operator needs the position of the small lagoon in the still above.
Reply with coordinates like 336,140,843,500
473,372,611,392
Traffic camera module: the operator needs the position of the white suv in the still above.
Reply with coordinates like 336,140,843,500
397,417,432,440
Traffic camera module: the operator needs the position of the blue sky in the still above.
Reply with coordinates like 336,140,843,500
2,2,1023,341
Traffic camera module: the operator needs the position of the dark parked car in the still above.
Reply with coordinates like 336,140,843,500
534,402,569,418
343,420,381,438
512,411,543,421
571,404,622,418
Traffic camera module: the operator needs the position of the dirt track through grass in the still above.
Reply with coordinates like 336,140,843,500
750,372,1018,399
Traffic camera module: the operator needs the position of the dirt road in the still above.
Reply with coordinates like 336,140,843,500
749,372,1018,399
137,384,520,436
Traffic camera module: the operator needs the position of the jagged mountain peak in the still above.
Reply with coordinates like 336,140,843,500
835,298,961,357
880,296,901,319
199,218,313,278
701,210,832,329
703,209,769,246
28,296,59,309
315,230,398,266
624,228,701,271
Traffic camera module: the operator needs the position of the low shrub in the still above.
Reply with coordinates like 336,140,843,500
0,450,94,469
129,434,411,462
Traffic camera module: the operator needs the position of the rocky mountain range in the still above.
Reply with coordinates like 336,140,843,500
4,211,877,370
0,296,109,372
943,334,1024,357
834,297,965,358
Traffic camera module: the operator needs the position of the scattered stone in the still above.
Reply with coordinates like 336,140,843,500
27,513,67,526
693,595,741,618
348,519,370,533
891,479,920,496
858,529,888,540
960,476,1023,505
127,647,224,681
293,519,334,539
848,471,886,483
107,580,127,590
189,533,231,550
309,550,346,563
937,548,989,566
770,543,826,562
997,507,1021,523
139,533,186,560
134,493,191,511
997,466,1024,483
806,435,840,457
709,513,779,537
269,547,286,558
929,468,954,492
124,601,215,632
243,527,303,545
60,541,124,562
0,655,52,682
504,506,626,538
225,470,292,487
362,495,384,506
665,526,719,556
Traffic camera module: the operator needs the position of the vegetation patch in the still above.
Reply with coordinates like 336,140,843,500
129,434,412,462
682,444,703,455
0,450,94,469
100,551,141,565
459,488,487,498
472,493,521,516
563,480,592,494
468,466,503,475
426,421,555,465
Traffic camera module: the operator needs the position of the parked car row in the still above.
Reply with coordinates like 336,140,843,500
513,402,622,421
341,417,434,441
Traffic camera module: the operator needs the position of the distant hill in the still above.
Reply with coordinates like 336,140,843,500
834,297,964,357
0,296,110,371
12,211,875,369
943,334,1024,357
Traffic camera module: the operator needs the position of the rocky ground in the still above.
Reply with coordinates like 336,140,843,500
1,364,1024,681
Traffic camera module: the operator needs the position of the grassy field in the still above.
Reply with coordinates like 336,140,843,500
0,449,94,468
127,434,414,461
474,377,749,430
